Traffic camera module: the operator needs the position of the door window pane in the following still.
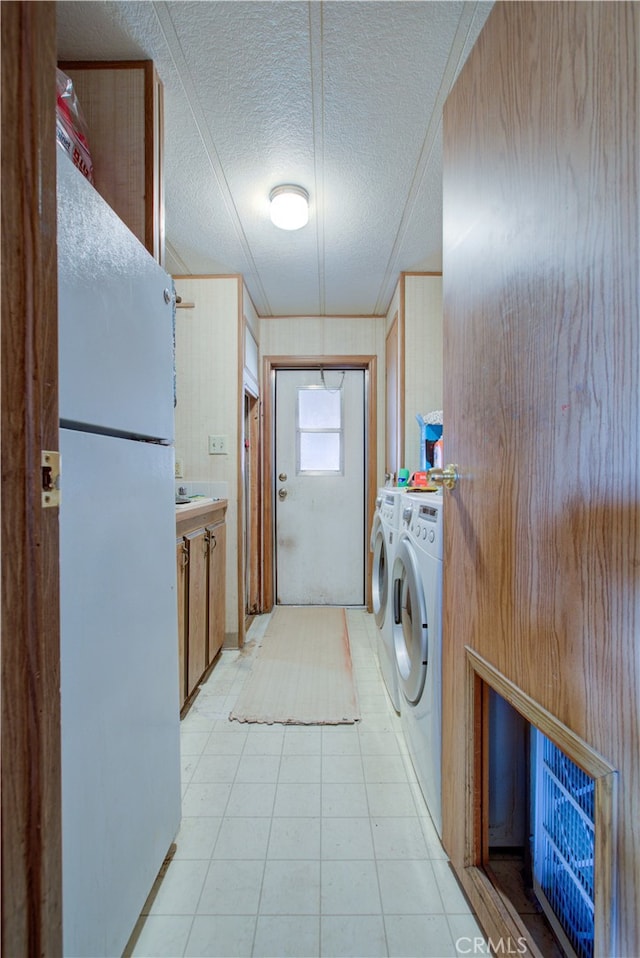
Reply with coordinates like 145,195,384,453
298,387,341,428
297,386,343,474
300,432,341,472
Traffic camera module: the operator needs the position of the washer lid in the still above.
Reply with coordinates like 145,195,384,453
370,512,383,552
371,525,389,628
392,538,428,705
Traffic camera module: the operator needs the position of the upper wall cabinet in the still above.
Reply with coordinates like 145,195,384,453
58,60,164,264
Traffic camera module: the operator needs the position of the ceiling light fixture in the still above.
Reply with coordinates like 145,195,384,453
269,185,309,230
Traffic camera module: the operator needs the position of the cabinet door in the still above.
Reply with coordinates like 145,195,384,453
206,521,226,665
176,537,188,707
186,528,207,697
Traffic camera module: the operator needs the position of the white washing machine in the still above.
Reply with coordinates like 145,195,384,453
370,487,405,712
391,491,443,835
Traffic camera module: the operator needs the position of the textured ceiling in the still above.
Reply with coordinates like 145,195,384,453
56,1,493,317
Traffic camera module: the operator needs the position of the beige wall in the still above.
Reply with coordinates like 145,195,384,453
174,275,241,640
384,281,402,478
385,282,401,339
403,274,443,472
243,285,260,395
259,315,387,486
173,280,444,637
384,274,443,475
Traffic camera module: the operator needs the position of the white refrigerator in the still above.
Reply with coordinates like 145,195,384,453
57,152,181,957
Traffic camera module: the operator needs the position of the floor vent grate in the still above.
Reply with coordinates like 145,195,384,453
533,731,595,958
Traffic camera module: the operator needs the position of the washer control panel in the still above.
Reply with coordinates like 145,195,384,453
381,493,397,524
408,501,443,559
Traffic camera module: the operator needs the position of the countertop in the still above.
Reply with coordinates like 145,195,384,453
175,497,227,527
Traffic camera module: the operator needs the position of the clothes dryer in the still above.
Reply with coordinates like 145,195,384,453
391,491,443,834
370,487,405,712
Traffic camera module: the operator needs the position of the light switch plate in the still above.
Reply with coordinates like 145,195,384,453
175,457,184,478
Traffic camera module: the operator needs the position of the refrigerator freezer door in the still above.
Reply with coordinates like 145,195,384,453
57,151,175,442
59,428,181,958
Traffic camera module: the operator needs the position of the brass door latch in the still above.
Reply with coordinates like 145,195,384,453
42,450,61,508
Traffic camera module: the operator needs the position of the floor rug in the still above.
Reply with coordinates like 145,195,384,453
229,606,360,725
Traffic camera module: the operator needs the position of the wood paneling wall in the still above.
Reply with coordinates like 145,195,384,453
442,2,639,953
1,4,62,954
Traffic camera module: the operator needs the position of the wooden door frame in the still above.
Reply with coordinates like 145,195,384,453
261,356,377,611
1,4,62,955
243,387,261,621
239,302,261,644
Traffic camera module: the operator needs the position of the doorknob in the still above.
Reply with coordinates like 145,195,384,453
428,464,460,490
279,472,287,481
278,487,288,500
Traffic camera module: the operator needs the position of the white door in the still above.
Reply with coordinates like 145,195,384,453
275,368,365,605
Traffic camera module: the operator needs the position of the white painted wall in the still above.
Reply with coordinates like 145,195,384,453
174,275,240,640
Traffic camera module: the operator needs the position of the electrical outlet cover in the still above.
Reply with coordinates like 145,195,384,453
208,435,227,454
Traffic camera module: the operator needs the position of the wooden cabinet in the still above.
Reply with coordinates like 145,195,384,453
58,60,164,263
176,501,227,710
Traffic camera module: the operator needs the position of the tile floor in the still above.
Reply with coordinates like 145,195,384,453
129,610,486,958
